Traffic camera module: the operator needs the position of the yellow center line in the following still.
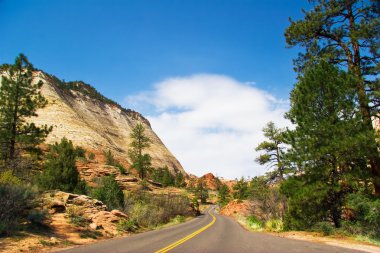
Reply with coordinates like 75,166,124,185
154,208,217,253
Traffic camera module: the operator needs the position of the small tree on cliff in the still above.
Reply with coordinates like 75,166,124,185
0,54,52,171
128,123,152,180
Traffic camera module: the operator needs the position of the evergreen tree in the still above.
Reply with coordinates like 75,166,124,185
174,172,186,188
194,179,208,204
218,183,230,206
232,177,249,200
38,138,86,194
285,0,380,195
92,175,124,210
255,122,286,181
0,54,52,170
282,61,371,228
128,123,152,180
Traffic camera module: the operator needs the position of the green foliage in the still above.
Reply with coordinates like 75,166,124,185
80,229,102,239
0,54,52,171
264,219,284,232
232,177,248,200
0,182,36,235
312,222,335,236
0,170,22,185
282,61,374,229
104,150,127,174
248,176,285,221
151,166,174,187
194,179,209,204
117,219,138,232
92,176,124,210
38,138,87,194
27,209,48,226
88,152,95,160
75,146,86,158
218,183,230,206
128,124,152,180
345,192,380,239
123,191,193,228
255,122,287,180
246,215,263,231
174,172,186,188
285,0,380,194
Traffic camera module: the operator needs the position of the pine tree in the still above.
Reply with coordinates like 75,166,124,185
282,61,371,228
128,123,152,180
0,54,52,171
38,138,86,193
255,122,286,181
218,183,230,206
232,177,249,200
285,0,380,195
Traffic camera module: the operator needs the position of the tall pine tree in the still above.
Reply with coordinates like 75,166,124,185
282,61,371,228
0,54,51,171
285,0,380,195
128,123,152,180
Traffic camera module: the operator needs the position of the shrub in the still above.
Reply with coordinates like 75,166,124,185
0,170,22,185
0,183,36,235
312,221,334,236
104,150,116,166
345,192,380,239
117,219,138,232
27,209,49,225
116,164,127,175
246,215,263,231
66,206,89,227
92,176,124,210
123,191,193,228
75,146,86,158
88,152,95,160
264,219,284,232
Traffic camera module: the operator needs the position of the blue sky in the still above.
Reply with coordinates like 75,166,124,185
0,0,310,178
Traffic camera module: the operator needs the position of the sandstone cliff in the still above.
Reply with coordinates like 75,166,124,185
29,71,185,176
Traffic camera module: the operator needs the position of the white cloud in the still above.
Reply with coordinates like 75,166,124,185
125,74,290,179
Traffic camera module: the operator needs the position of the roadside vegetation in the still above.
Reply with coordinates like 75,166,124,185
0,54,196,240
217,0,380,245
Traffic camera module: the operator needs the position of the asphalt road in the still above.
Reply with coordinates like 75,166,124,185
58,207,369,253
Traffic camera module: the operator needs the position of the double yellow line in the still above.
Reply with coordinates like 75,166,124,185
154,208,217,253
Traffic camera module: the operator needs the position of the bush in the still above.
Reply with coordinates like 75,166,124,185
264,219,284,232
123,191,193,228
0,182,36,235
345,192,380,239
66,206,89,227
246,215,263,231
117,219,138,232
75,146,86,158
0,170,22,185
116,164,127,175
92,176,124,210
312,221,335,236
88,152,95,160
27,209,49,225
104,150,116,166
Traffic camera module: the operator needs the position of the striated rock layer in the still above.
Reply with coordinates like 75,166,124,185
29,71,186,176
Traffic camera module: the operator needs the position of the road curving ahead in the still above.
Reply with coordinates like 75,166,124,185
58,206,369,253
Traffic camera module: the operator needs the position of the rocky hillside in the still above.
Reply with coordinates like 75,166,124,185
29,71,185,176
